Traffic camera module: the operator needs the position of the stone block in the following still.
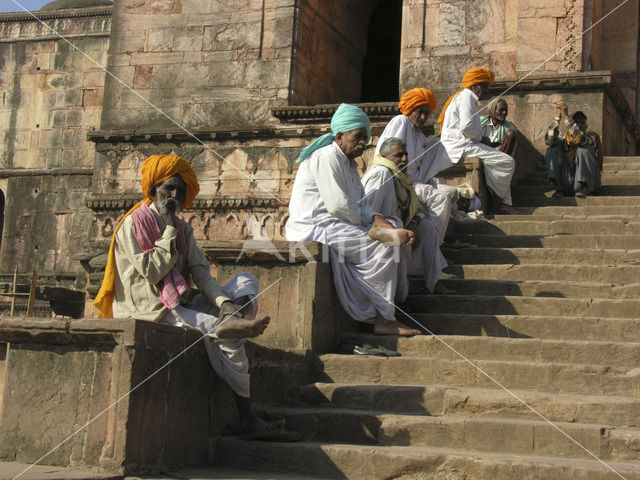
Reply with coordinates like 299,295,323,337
146,28,175,53
83,89,103,108
133,65,153,89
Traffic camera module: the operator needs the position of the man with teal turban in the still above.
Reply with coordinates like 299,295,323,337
286,104,421,336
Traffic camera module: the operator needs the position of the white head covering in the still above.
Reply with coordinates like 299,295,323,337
223,272,259,319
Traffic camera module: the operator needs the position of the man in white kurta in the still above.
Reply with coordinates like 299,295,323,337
439,67,519,214
375,88,457,243
363,137,448,293
286,103,420,336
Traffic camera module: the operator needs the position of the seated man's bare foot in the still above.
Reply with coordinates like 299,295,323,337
373,318,421,336
369,227,414,246
239,416,301,442
215,315,270,339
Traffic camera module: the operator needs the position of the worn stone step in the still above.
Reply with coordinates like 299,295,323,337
407,294,640,318
213,438,640,480
603,156,640,165
410,313,640,343
513,194,640,207
528,205,640,216
489,214,633,222
316,355,640,396
340,334,640,368
444,263,640,283
519,174,640,186
513,185,640,197
289,383,640,427
263,406,640,463
444,234,640,249
450,218,640,235
442,247,640,265
422,278,639,299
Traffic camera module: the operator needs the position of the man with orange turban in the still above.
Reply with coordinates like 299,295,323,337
94,154,298,441
374,88,457,293
439,68,519,214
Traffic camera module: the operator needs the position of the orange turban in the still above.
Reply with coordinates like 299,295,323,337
398,88,437,116
93,154,200,318
438,67,495,127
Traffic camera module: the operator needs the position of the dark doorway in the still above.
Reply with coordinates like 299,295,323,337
360,0,402,102
0,189,4,254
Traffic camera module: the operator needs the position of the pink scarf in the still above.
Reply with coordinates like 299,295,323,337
131,203,190,310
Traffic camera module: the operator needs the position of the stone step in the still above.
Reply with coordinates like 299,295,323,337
603,156,640,165
444,234,640,249
443,264,640,283
316,355,640,396
442,247,640,265
512,194,640,207
489,213,632,222
340,334,640,368
263,406,640,463
407,294,640,318
410,313,640,343
428,278,640,299
289,383,640,427
528,205,640,216
449,218,640,235
519,174,640,186
213,438,640,480
513,185,640,197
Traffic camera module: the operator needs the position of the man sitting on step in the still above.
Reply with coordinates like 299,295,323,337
545,101,602,198
94,154,299,442
439,67,519,215
362,137,449,295
480,98,517,156
285,103,421,337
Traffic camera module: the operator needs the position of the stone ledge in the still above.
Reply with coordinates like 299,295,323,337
0,6,112,22
271,102,400,122
0,168,93,178
200,240,324,264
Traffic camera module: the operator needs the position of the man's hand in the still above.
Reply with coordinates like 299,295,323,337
219,300,244,320
555,101,568,119
372,214,394,229
161,210,177,227
480,136,492,146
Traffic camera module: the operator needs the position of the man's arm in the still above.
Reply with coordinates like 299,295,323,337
544,118,561,146
459,93,483,142
184,223,231,308
564,117,595,147
117,217,179,285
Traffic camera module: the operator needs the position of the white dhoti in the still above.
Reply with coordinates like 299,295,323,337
159,272,258,398
413,180,457,243
326,221,400,323
460,144,515,205
407,215,448,292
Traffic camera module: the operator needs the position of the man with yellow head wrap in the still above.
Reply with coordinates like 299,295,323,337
439,68,519,214
94,154,298,441
376,87,458,244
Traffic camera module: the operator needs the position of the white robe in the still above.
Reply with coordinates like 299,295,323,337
286,142,400,323
376,115,457,242
440,89,515,205
362,165,447,293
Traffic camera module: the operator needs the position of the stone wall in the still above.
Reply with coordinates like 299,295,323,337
100,0,296,132
0,7,111,287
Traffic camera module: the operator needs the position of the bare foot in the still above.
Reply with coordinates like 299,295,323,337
215,315,270,339
369,227,414,246
373,318,421,336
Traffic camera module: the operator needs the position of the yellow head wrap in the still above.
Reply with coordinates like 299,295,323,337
93,155,200,318
398,88,437,116
437,67,495,127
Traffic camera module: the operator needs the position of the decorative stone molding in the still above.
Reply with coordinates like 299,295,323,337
86,195,282,212
0,168,93,178
0,6,112,22
271,102,400,122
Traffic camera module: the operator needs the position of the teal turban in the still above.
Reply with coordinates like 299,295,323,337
297,103,371,163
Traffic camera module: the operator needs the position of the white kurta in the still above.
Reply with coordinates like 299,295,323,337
376,114,457,242
286,142,399,322
362,165,447,293
112,204,252,398
440,89,515,205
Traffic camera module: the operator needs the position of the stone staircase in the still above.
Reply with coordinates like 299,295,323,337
212,156,640,479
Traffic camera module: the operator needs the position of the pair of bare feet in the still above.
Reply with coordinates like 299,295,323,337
368,227,415,247
373,317,422,336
